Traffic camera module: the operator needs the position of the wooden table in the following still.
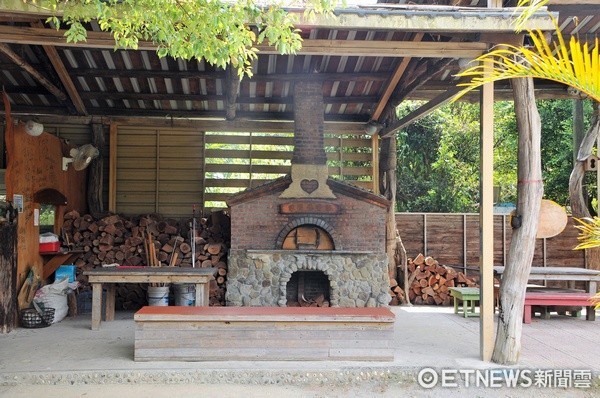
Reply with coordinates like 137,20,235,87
494,266,600,321
84,267,213,330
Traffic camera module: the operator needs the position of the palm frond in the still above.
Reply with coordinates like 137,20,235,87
453,24,600,103
572,217,600,250
514,0,550,32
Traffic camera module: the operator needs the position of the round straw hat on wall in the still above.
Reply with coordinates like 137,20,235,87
537,199,568,239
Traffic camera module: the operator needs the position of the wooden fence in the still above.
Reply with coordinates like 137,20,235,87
395,213,586,275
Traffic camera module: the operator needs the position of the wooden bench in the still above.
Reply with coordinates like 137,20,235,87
449,287,480,318
523,288,596,324
134,306,396,362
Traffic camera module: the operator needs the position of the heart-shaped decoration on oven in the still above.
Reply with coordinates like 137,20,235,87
300,179,319,194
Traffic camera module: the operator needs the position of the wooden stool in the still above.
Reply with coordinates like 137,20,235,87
449,287,480,318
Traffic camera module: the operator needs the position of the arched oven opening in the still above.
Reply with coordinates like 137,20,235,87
286,270,330,307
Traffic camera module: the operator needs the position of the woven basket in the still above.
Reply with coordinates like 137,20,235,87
20,308,55,328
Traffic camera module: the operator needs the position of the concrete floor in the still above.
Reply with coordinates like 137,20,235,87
0,306,599,397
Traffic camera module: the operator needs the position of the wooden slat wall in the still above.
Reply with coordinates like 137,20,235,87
396,213,586,273
43,124,110,210
116,127,204,218
204,132,373,209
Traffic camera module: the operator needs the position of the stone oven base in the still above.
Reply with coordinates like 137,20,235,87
226,250,391,307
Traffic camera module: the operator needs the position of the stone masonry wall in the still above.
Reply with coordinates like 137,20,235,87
226,250,391,307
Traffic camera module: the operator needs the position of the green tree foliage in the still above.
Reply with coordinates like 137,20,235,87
33,0,339,76
395,102,480,212
396,99,591,213
539,99,595,208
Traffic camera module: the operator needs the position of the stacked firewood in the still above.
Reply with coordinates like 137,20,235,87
389,279,406,306
288,294,329,308
62,210,231,307
401,253,478,306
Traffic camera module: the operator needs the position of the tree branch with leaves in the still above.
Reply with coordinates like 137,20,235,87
29,0,340,76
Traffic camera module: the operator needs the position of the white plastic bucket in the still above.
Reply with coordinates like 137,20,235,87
174,284,195,306
147,285,170,306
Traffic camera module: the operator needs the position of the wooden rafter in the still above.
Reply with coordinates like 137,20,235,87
0,42,67,102
69,68,389,83
392,58,456,106
76,91,378,105
31,21,87,115
379,84,466,139
0,25,488,59
371,32,424,122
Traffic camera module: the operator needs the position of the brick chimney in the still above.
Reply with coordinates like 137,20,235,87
292,80,327,165
280,80,335,198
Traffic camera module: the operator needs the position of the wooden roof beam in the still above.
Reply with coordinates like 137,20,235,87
392,58,457,106
0,42,68,103
0,25,488,58
31,21,87,115
370,32,424,122
379,84,465,139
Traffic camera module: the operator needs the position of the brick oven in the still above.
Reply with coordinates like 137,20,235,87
225,80,391,308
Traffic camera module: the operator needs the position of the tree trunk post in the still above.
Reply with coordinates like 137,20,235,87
569,102,599,219
0,222,18,333
381,136,399,281
492,77,543,365
88,123,105,215
569,103,600,271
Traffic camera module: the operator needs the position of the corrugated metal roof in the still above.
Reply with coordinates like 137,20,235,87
0,1,595,128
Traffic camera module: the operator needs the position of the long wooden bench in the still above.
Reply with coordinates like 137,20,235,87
134,306,396,362
523,289,596,324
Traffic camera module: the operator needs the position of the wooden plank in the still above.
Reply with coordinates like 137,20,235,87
108,122,117,213
205,134,294,145
204,149,292,160
135,328,394,340
205,163,289,174
326,152,372,162
324,137,372,147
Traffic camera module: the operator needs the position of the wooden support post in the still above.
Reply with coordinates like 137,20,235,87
479,58,495,362
371,134,380,195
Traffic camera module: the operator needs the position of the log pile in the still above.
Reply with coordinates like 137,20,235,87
289,293,329,307
397,253,478,306
62,210,231,308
